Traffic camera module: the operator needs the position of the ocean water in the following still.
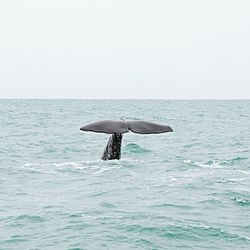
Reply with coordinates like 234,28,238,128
0,100,250,250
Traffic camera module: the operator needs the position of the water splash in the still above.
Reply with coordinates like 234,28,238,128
21,158,140,175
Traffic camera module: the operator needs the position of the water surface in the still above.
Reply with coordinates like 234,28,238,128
0,100,250,249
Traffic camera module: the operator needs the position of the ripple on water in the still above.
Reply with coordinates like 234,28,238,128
2,237,28,244
114,222,250,244
124,143,151,154
228,156,248,164
231,196,250,206
15,214,46,223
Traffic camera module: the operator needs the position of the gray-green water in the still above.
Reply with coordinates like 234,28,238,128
0,100,250,249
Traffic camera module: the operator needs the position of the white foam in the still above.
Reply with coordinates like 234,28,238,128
183,160,225,169
21,158,140,175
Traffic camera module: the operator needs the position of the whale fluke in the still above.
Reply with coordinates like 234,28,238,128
80,120,173,160
80,120,173,134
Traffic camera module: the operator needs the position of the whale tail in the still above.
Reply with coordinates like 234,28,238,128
80,120,173,134
80,120,173,160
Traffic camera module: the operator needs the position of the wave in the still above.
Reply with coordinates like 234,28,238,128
230,192,250,206
124,143,151,154
228,156,248,163
15,214,45,223
115,222,250,243
231,197,250,206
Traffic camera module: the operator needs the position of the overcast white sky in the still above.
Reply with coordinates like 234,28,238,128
0,0,249,99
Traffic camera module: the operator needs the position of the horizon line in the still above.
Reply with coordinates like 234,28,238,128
0,98,249,101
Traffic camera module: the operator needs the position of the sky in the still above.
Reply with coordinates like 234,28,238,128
0,0,249,99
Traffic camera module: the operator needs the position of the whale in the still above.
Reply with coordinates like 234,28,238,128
80,120,173,160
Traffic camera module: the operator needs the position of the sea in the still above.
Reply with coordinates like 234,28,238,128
0,100,249,250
